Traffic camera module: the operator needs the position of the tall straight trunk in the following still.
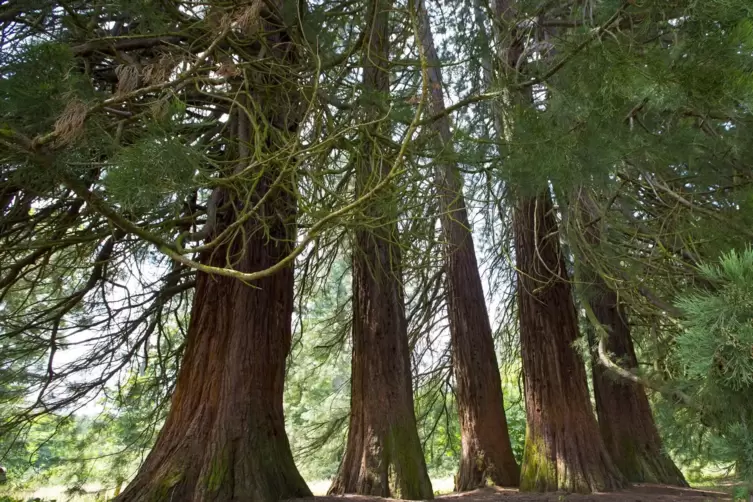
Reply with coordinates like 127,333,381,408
117,6,311,502
574,191,687,486
514,191,626,492
415,1,519,490
488,0,624,491
327,0,433,498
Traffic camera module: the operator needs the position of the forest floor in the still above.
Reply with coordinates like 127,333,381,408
295,484,735,501
2,479,738,501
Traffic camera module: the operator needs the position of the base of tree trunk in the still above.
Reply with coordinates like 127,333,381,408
454,437,520,491
328,416,434,499
117,199,310,502
519,419,625,493
116,440,311,502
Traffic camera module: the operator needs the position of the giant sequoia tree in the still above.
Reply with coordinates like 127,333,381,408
115,3,315,499
570,190,687,486
491,0,626,492
2,0,317,499
588,291,687,486
414,0,519,490
0,1,357,500
328,0,434,497
513,191,625,492
496,0,753,492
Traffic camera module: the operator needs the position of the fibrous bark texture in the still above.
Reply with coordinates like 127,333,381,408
414,0,519,490
573,190,687,487
116,5,311,501
514,191,626,493
116,191,310,502
447,204,520,491
327,0,433,498
589,288,687,486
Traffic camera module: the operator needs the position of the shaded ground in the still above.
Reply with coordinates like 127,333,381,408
293,484,733,501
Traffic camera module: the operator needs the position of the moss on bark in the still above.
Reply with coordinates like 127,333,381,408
514,191,627,493
519,433,558,492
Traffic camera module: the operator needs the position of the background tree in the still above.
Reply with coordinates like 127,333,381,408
568,189,687,486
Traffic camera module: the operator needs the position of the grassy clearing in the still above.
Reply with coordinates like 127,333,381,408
1,485,106,502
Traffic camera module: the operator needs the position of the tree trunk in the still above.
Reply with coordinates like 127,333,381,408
573,189,687,487
514,191,626,493
116,192,310,502
588,287,688,486
116,5,311,501
327,0,433,498
415,0,519,490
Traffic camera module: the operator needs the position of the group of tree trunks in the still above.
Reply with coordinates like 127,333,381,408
514,192,626,492
115,0,687,500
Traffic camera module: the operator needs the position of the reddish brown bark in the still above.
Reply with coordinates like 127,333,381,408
328,239,434,498
588,288,687,486
116,192,310,502
116,5,311,501
447,208,520,491
327,0,433,498
514,191,626,493
414,0,519,490
573,190,686,487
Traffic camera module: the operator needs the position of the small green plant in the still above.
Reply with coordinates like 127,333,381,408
732,484,749,501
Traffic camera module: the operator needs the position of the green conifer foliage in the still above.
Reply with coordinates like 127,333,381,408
675,250,753,479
